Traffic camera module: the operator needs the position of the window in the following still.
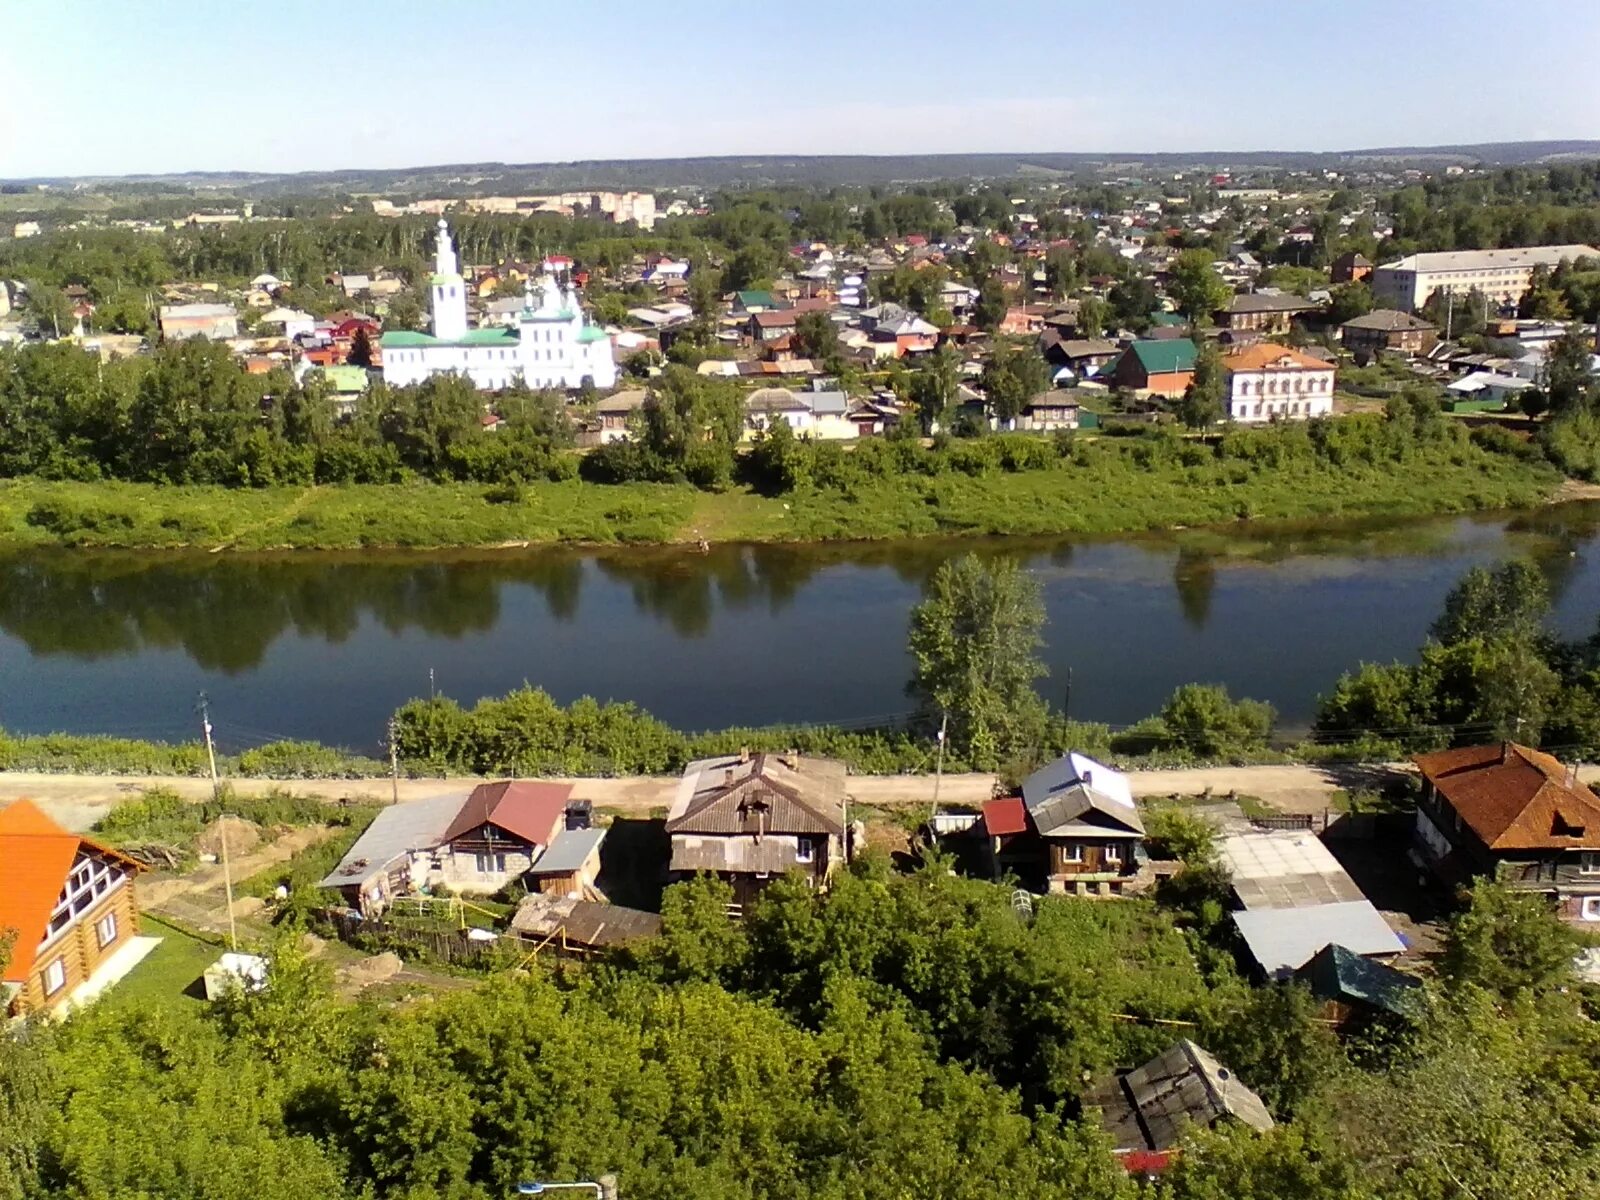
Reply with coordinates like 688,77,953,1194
1580,852,1600,876
43,958,66,995
1104,843,1123,863
1583,896,1600,921
475,852,507,874
795,839,815,864
1063,843,1084,864
96,912,118,947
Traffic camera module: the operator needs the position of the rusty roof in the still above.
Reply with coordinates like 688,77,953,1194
983,797,1030,836
0,799,141,983
442,781,574,849
1414,743,1600,851
666,753,846,837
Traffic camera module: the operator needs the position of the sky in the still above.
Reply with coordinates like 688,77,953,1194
3,0,1598,178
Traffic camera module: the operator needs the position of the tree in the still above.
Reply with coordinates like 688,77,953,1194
1429,559,1550,646
907,554,1049,767
973,277,1009,332
1108,277,1157,333
1156,684,1276,758
1168,249,1230,328
910,345,960,434
1327,280,1374,324
981,340,1049,428
383,288,425,331
792,310,839,362
1539,327,1598,416
1075,295,1109,339
1421,286,1487,339
346,326,373,368
1175,341,1225,430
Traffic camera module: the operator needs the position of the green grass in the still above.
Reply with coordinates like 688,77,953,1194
0,432,1564,552
101,915,222,1014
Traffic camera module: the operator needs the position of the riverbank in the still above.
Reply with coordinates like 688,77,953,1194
0,437,1563,551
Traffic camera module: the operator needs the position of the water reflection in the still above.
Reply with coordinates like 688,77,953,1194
1,503,1597,741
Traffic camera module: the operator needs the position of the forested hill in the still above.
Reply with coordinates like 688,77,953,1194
10,140,1600,195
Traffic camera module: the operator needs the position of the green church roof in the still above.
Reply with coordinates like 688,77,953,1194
577,326,610,343
379,326,520,349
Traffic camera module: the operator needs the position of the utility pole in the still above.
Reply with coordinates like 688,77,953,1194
388,716,401,806
930,711,949,837
1063,666,1073,721
198,692,237,952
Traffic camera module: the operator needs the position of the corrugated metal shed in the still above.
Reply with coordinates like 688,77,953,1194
528,826,606,875
316,795,462,892
1218,830,1366,909
1233,901,1404,980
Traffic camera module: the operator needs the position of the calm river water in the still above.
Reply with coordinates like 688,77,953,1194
3,503,1599,752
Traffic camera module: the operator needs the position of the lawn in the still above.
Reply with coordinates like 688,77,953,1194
102,915,223,1013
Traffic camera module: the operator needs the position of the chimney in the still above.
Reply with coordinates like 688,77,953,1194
1082,768,1093,787
724,768,734,787
739,745,750,764
1566,762,1580,789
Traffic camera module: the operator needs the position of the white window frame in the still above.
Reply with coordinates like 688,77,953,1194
96,911,118,948
1104,842,1123,863
794,839,815,864
1580,852,1600,876
1582,896,1600,922
1063,842,1084,864
43,958,66,995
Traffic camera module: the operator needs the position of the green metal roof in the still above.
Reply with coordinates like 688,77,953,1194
459,327,520,344
1148,311,1186,327
577,326,610,343
1296,943,1421,1018
737,289,777,308
318,365,370,393
379,327,520,348
1128,338,1197,374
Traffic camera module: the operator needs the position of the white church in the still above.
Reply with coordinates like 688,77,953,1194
380,219,618,391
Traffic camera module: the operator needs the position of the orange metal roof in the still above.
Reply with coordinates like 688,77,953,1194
1414,743,1600,851
1221,342,1333,372
0,799,140,982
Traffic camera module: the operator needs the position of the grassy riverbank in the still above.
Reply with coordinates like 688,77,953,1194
0,435,1564,551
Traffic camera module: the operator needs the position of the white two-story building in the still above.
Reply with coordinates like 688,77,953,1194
1223,343,1336,423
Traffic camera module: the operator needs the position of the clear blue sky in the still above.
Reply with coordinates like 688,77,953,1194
4,0,1597,177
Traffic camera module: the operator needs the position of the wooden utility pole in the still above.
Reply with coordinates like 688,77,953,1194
388,716,400,806
930,711,949,836
198,693,237,951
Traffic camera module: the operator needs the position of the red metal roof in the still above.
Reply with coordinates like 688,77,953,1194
442,781,573,850
982,797,1030,836
0,799,140,983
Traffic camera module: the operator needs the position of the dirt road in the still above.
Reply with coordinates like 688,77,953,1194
0,761,1466,832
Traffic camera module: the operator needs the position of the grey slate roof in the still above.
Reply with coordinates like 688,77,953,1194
1342,308,1436,332
667,753,846,837
316,795,462,891
1087,1039,1274,1152
1233,901,1405,980
528,826,606,875
1021,752,1144,838
1218,830,1366,909
1224,292,1315,313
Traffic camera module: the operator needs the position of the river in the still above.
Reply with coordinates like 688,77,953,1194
2,503,1598,752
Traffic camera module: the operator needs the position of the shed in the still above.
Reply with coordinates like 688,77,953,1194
1087,1039,1273,1157
1233,901,1404,980
527,826,607,898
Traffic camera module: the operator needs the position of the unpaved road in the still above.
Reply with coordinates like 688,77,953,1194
0,761,1520,832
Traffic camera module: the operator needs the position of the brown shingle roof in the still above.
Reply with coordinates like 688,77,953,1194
1414,743,1600,851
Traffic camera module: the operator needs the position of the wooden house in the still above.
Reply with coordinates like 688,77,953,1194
1412,742,1600,924
1,799,144,1018
665,752,848,912
982,752,1145,894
